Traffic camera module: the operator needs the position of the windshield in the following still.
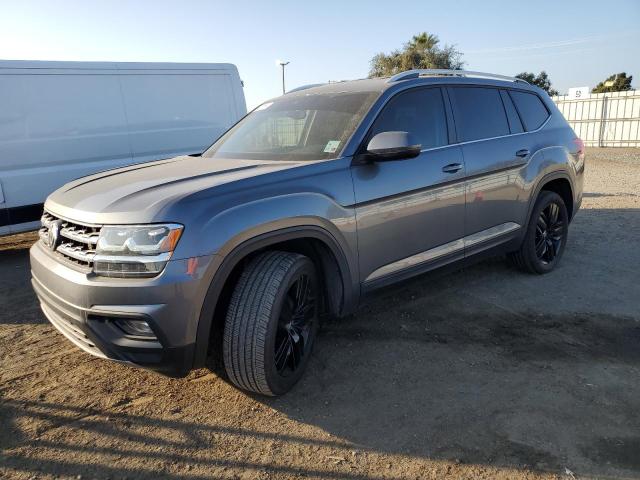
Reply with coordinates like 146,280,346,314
203,91,379,161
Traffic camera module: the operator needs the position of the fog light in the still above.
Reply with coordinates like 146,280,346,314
114,318,157,338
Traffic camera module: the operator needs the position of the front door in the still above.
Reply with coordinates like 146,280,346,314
351,87,466,286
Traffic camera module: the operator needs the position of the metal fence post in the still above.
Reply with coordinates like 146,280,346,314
598,94,607,148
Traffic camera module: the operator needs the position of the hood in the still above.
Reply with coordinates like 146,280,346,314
45,155,306,224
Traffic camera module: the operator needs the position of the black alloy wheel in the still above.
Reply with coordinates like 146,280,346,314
274,273,316,376
535,202,565,264
223,251,319,396
508,191,569,274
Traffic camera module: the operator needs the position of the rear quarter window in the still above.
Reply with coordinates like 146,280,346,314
509,91,550,131
500,90,524,134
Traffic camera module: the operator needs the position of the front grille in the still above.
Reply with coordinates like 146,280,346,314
39,211,102,269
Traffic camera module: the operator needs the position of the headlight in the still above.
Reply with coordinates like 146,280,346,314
93,224,183,278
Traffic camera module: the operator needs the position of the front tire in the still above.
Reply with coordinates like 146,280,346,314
509,191,569,274
223,251,319,396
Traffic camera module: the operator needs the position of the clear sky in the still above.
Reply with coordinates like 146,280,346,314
2,0,638,109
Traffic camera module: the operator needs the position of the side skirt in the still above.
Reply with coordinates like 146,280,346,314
362,222,521,293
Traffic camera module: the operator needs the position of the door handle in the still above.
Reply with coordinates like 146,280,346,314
442,163,463,173
516,149,530,158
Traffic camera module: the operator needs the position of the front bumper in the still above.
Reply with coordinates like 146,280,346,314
30,241,215,377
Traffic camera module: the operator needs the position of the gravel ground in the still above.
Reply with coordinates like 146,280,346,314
1,148,639,480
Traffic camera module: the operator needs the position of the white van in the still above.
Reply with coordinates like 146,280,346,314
0,60,246,235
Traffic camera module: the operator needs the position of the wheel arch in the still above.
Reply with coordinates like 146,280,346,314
528,171,575,224
193,225,358,369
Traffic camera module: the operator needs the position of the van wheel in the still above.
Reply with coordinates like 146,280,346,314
508,191,569,274
223,251,319,396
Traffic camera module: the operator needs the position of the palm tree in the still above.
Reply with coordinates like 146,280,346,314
369,32,464,77
408,33,439,51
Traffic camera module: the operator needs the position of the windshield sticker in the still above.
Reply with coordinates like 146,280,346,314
255,102,273,111
323,140,341,153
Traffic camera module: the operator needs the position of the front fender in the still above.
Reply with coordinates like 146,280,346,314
208,193,356,258
201,192,359,311
186,193,359,368
191,221,359,368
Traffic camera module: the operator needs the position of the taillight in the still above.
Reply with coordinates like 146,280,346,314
572,137,585,170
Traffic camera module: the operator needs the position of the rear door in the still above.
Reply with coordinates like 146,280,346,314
448,86,537,254
351,87,466,286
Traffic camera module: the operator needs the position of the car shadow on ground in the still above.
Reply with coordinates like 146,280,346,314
257,206,640,478
262,307,640,476
1,398,409,480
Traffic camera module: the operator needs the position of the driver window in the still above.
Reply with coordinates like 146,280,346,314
370,88,448,150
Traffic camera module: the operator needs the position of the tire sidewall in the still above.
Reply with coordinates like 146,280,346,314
263,257,319,395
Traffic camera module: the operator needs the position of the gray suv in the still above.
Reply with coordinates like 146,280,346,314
30,69,585,395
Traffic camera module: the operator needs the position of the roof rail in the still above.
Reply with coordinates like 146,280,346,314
386,69,529,85
286,83,325,94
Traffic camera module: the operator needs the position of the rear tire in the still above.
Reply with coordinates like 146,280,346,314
508,191,569,274
223,251,319,396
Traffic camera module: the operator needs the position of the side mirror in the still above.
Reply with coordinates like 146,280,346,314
363,131,421,162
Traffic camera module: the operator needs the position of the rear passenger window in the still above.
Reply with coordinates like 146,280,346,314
450,87,510,142
370,88,448,149
509,91,550,131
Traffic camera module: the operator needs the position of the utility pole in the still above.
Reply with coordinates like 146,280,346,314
277,60,290,94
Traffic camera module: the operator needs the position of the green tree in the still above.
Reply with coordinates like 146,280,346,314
369,32,464,78
592,73,633,93
515,71,559,96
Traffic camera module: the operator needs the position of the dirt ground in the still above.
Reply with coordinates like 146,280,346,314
1,148,639,480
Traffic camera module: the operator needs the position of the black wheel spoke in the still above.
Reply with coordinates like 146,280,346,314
538,215,548,232
275,336,291,371
292,302,314,325
546,238,555,259
548,204,559,225
550,222,563,239
290,331,303,369
274,273,316,376
534,200,565,265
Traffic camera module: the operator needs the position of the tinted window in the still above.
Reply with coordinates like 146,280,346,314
450,87,509,142
500,90,524,134
370,88,448,149
509,91,549,131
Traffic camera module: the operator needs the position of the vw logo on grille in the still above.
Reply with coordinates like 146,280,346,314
48,220,62,251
